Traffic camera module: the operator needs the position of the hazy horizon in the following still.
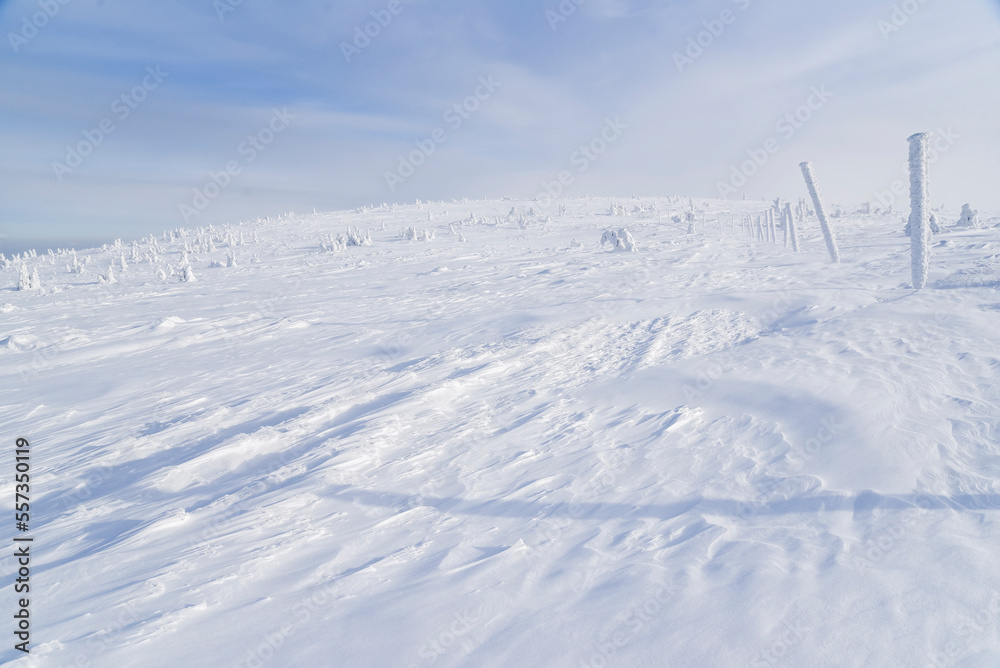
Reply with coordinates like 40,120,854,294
2,0,998,244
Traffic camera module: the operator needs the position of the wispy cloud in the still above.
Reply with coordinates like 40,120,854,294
0,0,997,247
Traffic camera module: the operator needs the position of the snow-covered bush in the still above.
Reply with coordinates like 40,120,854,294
401,227,434,242
956,204,980,228
67,254,84,274
346,226,373,246
99,265,117,285
601,228,637,252
17,263,32,291
320,234,347,252
181,265,197,283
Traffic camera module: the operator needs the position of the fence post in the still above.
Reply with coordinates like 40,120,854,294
799,162,840,263
908,132,932,290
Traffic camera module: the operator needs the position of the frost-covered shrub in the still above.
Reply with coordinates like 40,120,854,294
99,265,116,285
401,227,433,242
956,204,980,228
601,228,637,252
67,254,84,274
17,264,31,291
320,234,347,252
346,226,373,246
181,265,197,283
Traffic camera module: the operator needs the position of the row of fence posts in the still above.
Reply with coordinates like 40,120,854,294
725,133,932,289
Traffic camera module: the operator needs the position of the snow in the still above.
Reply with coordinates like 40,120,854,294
2,198,1000,667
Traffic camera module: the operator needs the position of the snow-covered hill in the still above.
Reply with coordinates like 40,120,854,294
3,197,1000,667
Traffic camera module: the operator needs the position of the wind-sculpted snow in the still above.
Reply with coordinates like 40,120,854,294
1,198,1000,666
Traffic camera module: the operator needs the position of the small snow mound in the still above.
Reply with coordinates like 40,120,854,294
935,269,1000,289
1,334,37,351
601,228,638,252
0,304,15,314
152,316,186,333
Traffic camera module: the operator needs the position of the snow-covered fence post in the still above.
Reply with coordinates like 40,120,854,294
908,132,932,289
784,203,799,252
768,209,777,244
799,162,840,263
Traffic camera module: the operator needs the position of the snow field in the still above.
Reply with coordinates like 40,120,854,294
2,197,1000,667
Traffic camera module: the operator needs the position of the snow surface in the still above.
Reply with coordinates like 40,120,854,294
3,197,1000,667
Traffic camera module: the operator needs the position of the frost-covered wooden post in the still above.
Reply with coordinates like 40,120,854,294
908,132,932,289
799,162,840,263
784,203,799,252
768,209,777,244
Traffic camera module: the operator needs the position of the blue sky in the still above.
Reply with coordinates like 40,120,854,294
1,0,998,249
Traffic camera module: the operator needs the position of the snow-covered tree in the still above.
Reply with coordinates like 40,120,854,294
956,203,980,228
601,228,637,252
99,264,116,284
320,234,347,252
346,226,373,246
17,263,31,291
